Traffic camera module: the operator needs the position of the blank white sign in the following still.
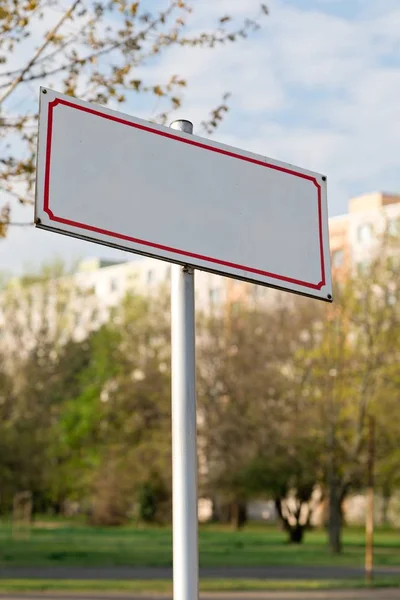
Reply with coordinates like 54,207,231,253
35,88,332,301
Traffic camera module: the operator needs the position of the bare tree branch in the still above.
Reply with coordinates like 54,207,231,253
0,0,81,106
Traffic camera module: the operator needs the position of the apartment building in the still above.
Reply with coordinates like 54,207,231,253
330,191,400,280
0,255,228,365
73,256,227,315
0,191,398,361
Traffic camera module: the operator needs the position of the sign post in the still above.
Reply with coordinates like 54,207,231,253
34,88,333,600
170,121,198,600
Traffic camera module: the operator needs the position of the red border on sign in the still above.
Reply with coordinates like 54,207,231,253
43,98,326,291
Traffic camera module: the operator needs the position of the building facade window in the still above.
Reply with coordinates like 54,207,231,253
110,278,118,292
357,223,373,244
147,270,154,284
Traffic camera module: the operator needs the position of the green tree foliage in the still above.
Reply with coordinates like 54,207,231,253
197,231,399,546
59,291,172,524
0,263,91,512
0,336,91,513
294,232,400,552
0,266,172,523
138,471,169,524
197,295,324,540
374,381,400,525
0,357,17,511
0,231,398,544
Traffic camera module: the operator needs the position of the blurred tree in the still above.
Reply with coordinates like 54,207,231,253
0,354,17,512
298,231,400,552
197,302,273,528
138,470,170,524
1,232,397,542
0,259,172,522
197,294,324,537
0,333,93,514
241,413,323,544
0,262,94,512
0,0,269,235
373,362,400,525
60,290,172,524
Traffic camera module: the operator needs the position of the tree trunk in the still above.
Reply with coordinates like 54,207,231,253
231,499,247,530
288,524,305,543
328,481,343,554
210,496,221,522
212,499,231,523
275,498,307,544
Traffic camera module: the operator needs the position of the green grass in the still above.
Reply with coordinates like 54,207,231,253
0,577,398,593
0,522,399,569
0,577,400,594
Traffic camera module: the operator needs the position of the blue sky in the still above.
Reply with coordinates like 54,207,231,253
1,0,400,274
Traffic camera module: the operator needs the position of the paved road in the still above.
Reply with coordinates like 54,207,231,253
0,591,399,600
0,566,399,580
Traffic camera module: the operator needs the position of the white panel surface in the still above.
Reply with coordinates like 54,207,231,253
35,88,332,300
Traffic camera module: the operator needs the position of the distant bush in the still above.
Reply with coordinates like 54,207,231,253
138,473,169,524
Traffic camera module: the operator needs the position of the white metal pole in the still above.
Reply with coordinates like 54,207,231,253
170,119,198,600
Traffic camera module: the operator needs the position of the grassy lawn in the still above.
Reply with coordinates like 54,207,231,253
0,522,399,569
0,578,399,593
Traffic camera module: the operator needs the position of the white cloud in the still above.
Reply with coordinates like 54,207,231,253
139,1,400,188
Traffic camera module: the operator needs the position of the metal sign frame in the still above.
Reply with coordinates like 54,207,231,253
35,88,332,302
